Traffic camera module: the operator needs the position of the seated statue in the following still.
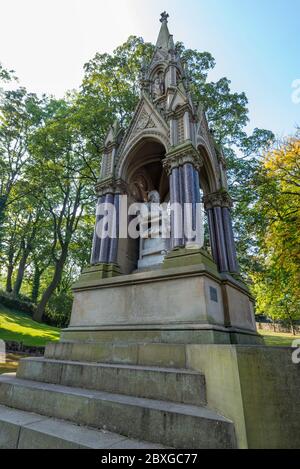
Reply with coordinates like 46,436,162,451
137,190,169,270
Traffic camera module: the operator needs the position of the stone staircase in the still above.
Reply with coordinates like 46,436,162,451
0,342,237,449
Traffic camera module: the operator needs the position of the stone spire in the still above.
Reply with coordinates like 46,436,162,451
168,34,175,53
156,12,171,50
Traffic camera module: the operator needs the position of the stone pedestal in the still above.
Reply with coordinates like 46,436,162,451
64,251,262,346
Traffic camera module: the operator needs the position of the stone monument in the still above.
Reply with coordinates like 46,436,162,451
66,10,260,347
0,14,299,450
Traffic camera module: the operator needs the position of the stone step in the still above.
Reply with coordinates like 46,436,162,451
0,374,236,449
17,357,206,406
0,404,165,449
45,341,189,368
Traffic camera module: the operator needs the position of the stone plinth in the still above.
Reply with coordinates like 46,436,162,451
66,259,261,345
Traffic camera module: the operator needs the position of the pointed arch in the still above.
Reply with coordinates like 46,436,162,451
197,141,220,195
117,132,169,181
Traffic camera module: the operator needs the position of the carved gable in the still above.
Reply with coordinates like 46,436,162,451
168,87,188,112
150,49,168,70
132,109,156,136
117,96,169,158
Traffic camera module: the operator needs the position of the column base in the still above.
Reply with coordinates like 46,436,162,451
162,247,218,272
75,263,121,286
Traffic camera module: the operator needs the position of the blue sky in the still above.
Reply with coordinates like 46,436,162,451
0,0,299,137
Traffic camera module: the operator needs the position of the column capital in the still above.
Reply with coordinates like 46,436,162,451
203,191,233,210
163,143,203,175
95,178,128,197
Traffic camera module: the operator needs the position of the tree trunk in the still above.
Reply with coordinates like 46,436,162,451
0,195,6,223
286,310,296,336
0,195,7,251
291,322,296,336
12,249,30,297
6,263,13,293
31,265,41,303
34,248,68,323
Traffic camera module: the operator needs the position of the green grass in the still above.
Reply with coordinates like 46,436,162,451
259,329,300,346
0,303,60,347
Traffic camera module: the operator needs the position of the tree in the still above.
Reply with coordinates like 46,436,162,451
251,135,300,332
28,98,98,321
252,269,300,335
0,83,48,251
12,206,42,297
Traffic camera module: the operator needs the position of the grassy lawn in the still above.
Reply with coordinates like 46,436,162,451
259,329,300,346
0,303,60,347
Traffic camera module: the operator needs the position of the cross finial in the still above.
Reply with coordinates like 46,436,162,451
160,11,169,23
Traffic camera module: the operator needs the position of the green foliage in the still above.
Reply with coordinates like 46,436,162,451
251,136,300,331
0,63,16,84
82,36,154,128
0,83,50,255
0,290,35,315
46,288,73,328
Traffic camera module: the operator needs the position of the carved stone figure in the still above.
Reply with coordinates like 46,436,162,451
138,190,168,269
152,74,165,99
129,173,149,202
147,190,160,204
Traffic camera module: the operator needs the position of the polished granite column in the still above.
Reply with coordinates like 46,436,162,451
169,166,184,249
204,192,239,273
108,193,120,264
213,205,229,272
182,162,201,244
222,206,239,273
99,193,114,264
90,195,105,265
206,207,219,266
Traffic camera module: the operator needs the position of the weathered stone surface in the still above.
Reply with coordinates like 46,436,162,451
17,357,207,406
0,406,45,448
0,405,165,449
45,341,188,367
187,345,300,449
71,269,225,329
60,328,234,345
0,374,236,449
1,343,299,448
